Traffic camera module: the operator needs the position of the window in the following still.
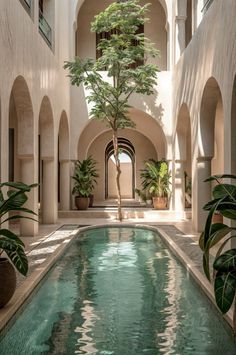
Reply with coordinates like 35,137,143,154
96,24,144,69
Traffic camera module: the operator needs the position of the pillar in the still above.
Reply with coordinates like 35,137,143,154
174,160,185,211
175,15,187,61
41,159,57,223
193,157,212,232
59,160,70,210
20,158,39,236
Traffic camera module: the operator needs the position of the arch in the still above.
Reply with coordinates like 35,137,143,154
199,77,223,159
9,75,34,158
75,0,168,70
87,129,158,202
38,96,56,223
77,108,166,160
196,77,224,231
8,75,37,235
58,110,69,161
175,103,192,212
105,138,135,199
58,111,70,210
39,96,54,159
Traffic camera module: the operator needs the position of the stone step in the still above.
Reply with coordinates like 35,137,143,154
58,209,192,220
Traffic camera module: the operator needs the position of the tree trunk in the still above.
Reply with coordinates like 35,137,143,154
112,129,122,221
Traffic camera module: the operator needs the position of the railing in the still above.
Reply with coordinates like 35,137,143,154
19,0,32,14
39,8,52,47
23,0,31,8
201,0,214,14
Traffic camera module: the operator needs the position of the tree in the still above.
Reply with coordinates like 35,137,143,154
65,0,159,220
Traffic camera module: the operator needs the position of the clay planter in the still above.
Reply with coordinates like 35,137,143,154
0,258,17,308
152,196,168,210
212,213,223,224
75,196,89,210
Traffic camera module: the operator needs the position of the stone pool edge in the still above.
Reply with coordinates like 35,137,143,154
0,223,233,334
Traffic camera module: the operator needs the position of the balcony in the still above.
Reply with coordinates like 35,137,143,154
201,0,214,14
39,8,52,47
19,0,32,15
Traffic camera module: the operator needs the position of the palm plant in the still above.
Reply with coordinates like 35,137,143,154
0,181,37,276
72,156,99,197
199,174,236,335
140,159,171,198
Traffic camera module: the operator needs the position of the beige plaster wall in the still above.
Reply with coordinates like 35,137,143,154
108,159,133,198
172,0,236,230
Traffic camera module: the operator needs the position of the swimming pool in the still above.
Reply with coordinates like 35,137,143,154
0,226,235,354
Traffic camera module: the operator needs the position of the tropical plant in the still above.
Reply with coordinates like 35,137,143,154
65,0,159,220
199,174,236,335
140,159,171,198
0,181,37,276
72,156,99,197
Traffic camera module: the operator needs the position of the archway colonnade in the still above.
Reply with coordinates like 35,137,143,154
5,75,70,236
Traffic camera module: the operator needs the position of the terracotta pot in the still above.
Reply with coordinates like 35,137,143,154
0,258,16,308
152,196,168,210
75,196,89,210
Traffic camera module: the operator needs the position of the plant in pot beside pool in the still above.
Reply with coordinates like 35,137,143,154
199,174,236,336
140,159,171,210
0,181,37,308
72,157,99,210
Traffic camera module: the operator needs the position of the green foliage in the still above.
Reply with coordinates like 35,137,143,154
0,182,38,276
64,0,159,131
200,174,236,317
72,156,99,197
140,159,171,198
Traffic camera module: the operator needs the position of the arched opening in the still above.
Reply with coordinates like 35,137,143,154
75,0,167,70
105,138,135,199
175,104,192,212
196,77,224,230
38,96,56,223
58,111,70,210
8,76,38,235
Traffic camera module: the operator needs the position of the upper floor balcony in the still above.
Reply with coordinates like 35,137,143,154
201,0,215,14
39,8,52,48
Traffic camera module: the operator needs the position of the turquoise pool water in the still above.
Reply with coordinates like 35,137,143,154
0,227,235,354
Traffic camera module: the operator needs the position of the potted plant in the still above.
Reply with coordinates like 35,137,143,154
140,159,171,210
0,181,37,308
72,156,99,210
199,174,236,336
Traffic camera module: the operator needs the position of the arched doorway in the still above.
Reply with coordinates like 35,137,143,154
58,111,70,210
8,76,38,235
38,96,56,223
175,103,192,213
105,138,135,199
75,0,167,70
196,77,224,230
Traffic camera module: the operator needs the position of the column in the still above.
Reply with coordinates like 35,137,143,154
174,160,185,211
59,160,70,210
41,159,57,224
193,157,212,232
20,158,39,236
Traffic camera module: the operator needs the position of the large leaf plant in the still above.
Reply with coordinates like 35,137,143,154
199,174,236,334
0,182,37,276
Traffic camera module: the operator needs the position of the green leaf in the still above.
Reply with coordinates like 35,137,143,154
0,237,28,275
214,249,236,272
214,270,236,313
0,228,25,247
213,184,236,200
